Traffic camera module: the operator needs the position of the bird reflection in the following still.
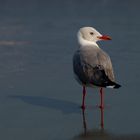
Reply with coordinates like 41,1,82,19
74,108,108,140
73,107,111,140
81,106,104,135
82,109,87,135
100,106,104,129
75,109,140,140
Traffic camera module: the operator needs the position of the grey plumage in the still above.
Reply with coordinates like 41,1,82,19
73,27,121,88
73,46,115,87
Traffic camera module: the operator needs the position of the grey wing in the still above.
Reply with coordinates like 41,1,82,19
97,51,115,82
73,50,106,85
73,49,115,86
80,48,115,82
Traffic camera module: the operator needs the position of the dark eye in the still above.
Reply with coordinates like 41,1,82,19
90,32,94,35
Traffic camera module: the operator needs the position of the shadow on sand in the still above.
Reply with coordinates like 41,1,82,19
8,95,140,140
8,95,80,114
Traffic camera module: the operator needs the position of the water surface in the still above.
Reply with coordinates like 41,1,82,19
0,0,140,140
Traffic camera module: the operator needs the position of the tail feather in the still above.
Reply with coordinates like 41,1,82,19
106,81,121,89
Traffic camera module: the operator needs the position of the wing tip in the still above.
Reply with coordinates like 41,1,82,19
114,84,121,89
106,83,121,89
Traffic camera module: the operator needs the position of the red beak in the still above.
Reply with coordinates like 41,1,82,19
97,35,111,40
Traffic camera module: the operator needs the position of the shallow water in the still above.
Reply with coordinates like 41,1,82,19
0,0,140,140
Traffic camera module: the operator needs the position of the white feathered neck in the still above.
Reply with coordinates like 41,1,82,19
77,32,99,48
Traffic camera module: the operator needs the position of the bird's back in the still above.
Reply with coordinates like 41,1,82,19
73,46,115,86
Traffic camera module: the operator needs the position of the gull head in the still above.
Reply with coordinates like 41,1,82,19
77,27,111,46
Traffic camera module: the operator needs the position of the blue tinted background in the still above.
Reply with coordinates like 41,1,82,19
0,0,140,140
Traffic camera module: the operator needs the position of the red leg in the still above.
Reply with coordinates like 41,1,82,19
99,88,104,109
81,85,86,110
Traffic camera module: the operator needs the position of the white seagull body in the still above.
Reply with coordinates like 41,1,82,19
73,27,121,109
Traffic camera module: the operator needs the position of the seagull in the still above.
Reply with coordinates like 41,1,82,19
73,27,121,110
